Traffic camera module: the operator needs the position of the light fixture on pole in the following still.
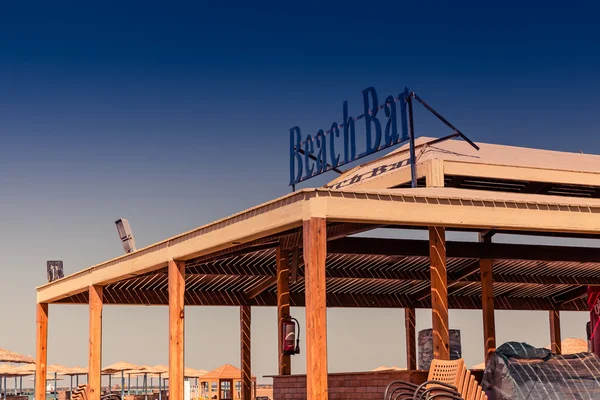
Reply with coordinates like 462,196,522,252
115,218,137,253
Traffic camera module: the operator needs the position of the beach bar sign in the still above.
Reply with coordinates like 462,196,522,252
289,86,410,186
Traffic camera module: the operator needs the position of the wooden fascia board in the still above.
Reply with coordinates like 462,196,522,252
37,191,309,304
323,191,600,235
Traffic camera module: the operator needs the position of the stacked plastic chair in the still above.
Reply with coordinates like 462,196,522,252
384,359,488,400
71,384,122,400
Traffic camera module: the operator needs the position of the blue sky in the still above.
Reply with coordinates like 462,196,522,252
0,0,599,385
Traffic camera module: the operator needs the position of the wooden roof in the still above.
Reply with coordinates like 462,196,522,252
36,137,600,312
327,136,600,191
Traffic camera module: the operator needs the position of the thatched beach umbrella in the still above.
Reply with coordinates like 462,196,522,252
102,362,140,399
0,364,42,400
0,349,34,364
61,367,88,393
127,366,162,400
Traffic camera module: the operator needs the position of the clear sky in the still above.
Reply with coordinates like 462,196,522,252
1,0,599,385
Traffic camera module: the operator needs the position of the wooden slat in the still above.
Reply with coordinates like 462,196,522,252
304,218,328,400
35,303,48,400
240,305,252,400
404,308,416,370
88,285,103,400
169,260,185,400
550,310,562,354
430,226,449,360
277,247,291,375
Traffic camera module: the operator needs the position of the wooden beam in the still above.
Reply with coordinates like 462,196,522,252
553,286,588,304
328,237,600,263
245,277,277,299
240,306,252,400
549,310,562,354
429,226,450,360
58,288,589,311
480,256,496,363
404,308,416,370
170,261,600,287
169,260,185,400
88,285,103,400
303,218,328,400
276,248,291,375
35,303,48,400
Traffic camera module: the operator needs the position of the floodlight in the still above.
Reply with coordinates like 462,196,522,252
47,261,64,283
115,218,137,253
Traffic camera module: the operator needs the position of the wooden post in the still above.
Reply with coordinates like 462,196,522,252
303,217,328,400
480,238,496,363
550,309,562,354
276,247,291,375
240,306,252,400
429,226,449,360
404,308,416,370
169,260,185,400
89,285,103,400
35,303,49,400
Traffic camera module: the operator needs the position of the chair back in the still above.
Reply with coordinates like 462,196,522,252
71,385,88,400
427,358,465,386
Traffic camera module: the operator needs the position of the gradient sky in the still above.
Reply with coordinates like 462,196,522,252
1,0,600,386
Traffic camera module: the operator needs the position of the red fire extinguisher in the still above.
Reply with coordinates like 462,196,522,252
282,316,301,356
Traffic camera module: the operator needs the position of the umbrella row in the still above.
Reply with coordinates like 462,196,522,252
0,362,208,400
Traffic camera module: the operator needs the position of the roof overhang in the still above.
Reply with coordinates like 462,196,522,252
37,186,600,304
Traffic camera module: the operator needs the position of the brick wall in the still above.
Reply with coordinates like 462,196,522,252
272,370,428,400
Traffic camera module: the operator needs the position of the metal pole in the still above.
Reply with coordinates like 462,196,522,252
158,376,162,400
70,376,73,394
406,91,417,188
19,376,22,395
121,371,125,400
128,374,131,396
54,372,57,400
14,377,17,395
5,375,8,400
144,374,147,400
109,375,112,393
76,375,79,387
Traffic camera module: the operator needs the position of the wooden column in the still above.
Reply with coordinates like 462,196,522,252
240,305,252,400
480,259,496,363
35,303,49,400
169,260,185,400
88,285,103,400
429,226,449,360
480,232,496,363
550,309,562,354
277,247,291,375
303,217,328,400
404,308,416,370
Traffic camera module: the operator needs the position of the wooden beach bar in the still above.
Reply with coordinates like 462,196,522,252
35,137,600,400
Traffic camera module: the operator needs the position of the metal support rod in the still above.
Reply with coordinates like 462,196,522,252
412,93,480,151
297,148,343,174
407,93,417,188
